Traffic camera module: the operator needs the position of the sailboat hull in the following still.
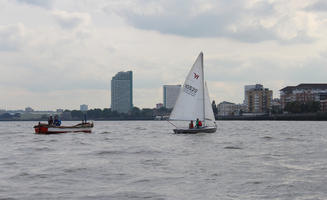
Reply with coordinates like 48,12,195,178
173,126,217,134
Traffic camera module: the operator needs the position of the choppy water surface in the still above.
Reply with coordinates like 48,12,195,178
0,121,326,200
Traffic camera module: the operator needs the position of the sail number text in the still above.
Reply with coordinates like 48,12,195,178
183,84,198,96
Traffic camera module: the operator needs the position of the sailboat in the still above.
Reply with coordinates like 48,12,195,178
169,52,217,134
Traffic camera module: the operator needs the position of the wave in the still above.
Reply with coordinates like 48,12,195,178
11,172,50,180
132,179,151,184
262,136,273,140
131,149,162,155
47,139,59,143
0,197,18,200
99,131,111,134
96,150,125,155
140,159,167,167
95,149,162,156
33,147,53,151
63,167,87,173
247,181,263,185
224,146,243,150
103,192,166,200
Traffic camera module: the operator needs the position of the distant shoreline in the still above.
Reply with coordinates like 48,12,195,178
217,113,327,121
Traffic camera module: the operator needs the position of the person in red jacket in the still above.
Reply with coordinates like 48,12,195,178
196,118,202,128
189,120,194,129
198,120,202,127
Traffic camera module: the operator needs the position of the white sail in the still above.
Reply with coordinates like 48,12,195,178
204,82,216,124
169,52,205,121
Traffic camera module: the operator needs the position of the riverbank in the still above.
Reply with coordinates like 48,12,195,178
217,113,327,121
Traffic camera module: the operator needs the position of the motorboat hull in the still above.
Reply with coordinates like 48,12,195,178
34,123,93,134
173,126,217,134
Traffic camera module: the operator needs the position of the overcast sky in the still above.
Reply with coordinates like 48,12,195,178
1,0,326,110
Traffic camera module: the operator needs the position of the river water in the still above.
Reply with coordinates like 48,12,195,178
0,121,326,200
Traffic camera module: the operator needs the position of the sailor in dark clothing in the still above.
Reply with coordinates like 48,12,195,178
48,116,53,126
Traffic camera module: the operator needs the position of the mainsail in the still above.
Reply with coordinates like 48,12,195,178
170,52,208,121
169,52,217,133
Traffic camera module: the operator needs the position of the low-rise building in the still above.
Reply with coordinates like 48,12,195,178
280,83,327,111
319,93,327,112
235,104,246,115
271,98,282,114
217,101,237,116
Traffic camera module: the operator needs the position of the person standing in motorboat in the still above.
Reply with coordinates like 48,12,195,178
48,116,53,126
53,115,61,126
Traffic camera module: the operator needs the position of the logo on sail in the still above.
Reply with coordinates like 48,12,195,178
183,84,198,96
193,73,199,79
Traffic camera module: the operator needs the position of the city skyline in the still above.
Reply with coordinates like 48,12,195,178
3,82,323,112
1,0,327,110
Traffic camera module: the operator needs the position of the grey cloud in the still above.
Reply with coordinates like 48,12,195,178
0,24,25,51
52,10,90,30
16,0,53,8
205,56,327,84
25,79,108,92
0,59,107,93
126,14,280,43
306,1,327,12
105,0,313,43
290,58,327,82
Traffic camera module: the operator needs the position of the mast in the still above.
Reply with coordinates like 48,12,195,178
201,52,205,125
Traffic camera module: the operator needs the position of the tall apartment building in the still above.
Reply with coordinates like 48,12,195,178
163,85,181,109
243,85,256,106
244,84,272,113
111,71,133,113
280,83,327,110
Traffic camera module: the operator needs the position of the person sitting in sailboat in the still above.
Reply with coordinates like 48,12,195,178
196,118,202,128
189,120,194,129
